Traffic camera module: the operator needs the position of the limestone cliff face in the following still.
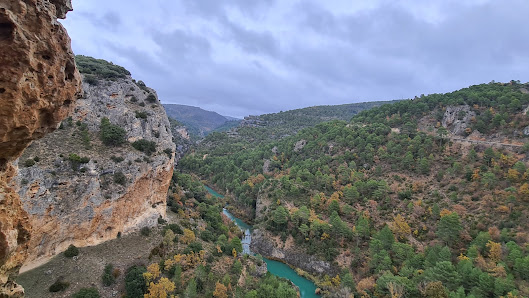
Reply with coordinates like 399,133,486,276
15,75,175,271
0,0,81,296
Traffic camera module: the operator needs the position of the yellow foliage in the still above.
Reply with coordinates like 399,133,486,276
390,214,411,240
182,228,195,244
519,183,529,199
472,169,480,181
321,232,330,240
486,240,502,263
164,250,206,271
331,275,341,287
144,277,175,298
143,263,161,284
213,282,228,298
496,205,509,213
458,253,470,261
440,209,452,217
232,248,237,258
507,169,520,182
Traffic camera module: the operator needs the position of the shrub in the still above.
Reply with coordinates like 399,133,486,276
146,93,157,103
24,159,35,167
33,156,40,162
139,102,145,107
64,244,79,258
135,111,148,119
183,242,203,254
125,266,147,298
163,148,173,158
73,287,100,298
132,139,156,155
102,264,115,286
99,117,126,146
113,171,126,186
110,156,124,163
49,280,69,292
68,154,90,170
164,223,183,235
83,75,98,85
140,227,151,236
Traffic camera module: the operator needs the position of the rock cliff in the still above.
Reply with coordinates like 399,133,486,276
0,0,81,296
251,229,337,276
15,70,175,272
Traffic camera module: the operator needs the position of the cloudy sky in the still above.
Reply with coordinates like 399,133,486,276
62,0,529,118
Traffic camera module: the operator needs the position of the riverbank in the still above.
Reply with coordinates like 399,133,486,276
205,185,320,298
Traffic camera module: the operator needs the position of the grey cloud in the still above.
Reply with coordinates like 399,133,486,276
64,0,529,117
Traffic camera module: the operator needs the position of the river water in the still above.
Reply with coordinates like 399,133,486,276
204,186,319,298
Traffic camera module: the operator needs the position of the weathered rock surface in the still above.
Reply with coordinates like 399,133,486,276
15,76,174,272
442,105,475,136
251,229,337,276
0,0,81,295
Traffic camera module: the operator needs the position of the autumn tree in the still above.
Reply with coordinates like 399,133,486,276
182,228,196,244
390,214,411,240
486,241,502,263
213,281,228,298
145,278,175,298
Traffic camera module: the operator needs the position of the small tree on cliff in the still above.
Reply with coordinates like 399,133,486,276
99,117,126,146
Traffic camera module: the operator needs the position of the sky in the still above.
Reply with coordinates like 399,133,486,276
62,0,529,118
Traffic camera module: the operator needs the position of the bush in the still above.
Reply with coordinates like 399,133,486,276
140,227,151,236
102,264,115,286
183,242,203,254
23,159,35,167
110,156,124,163
113,171,126,186
68,154,90,170
135,111,148,119
164,223,183,235
99,117,126,146
125,266,147,298
64,244,79,258
73,287,100,298
146,93,157,103
49,280,69,292
132,139,156,155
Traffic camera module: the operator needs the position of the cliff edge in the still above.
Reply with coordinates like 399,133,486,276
0,0,81,296
16,60,175,272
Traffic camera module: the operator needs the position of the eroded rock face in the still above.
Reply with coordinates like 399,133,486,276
442,105,476,136
251,229,338,276
16,76,175,271
0,0,81,295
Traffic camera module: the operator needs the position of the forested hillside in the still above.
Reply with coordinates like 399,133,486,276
163,104,239,138
180,81,529,297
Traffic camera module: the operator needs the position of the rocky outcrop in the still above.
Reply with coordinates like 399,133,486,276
442,105,475,136
15,75,174,271
0,0,81,295
251,229,338,276
168,119,192,165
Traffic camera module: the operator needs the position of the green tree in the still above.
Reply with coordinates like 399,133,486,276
375,225,395,250
99,117,126,146
125,266,147,298
437,213,462,246
272,206,289,228
230,236,243,254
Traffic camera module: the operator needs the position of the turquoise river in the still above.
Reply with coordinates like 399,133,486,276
204,186,319,298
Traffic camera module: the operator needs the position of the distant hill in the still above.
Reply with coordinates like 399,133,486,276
163,104,240,138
